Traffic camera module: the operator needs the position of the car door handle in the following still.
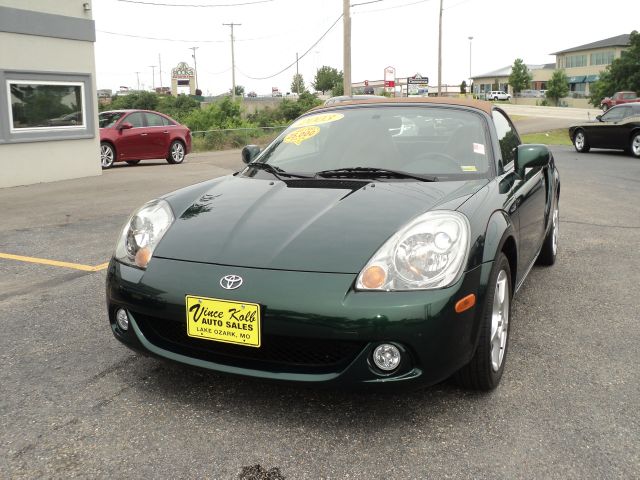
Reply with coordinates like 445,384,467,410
140,133,148,136
163,131,169,134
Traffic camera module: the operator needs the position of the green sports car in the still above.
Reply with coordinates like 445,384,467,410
106,98,560,390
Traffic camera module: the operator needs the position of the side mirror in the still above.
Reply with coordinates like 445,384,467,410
241,145,261,164
596,115,602,121
515,144,550,178
118,122,133,130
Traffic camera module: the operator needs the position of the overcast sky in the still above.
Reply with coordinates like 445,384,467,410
93,0,639,95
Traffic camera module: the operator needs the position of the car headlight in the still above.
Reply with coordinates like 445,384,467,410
356,211,470,291
115,199,174,269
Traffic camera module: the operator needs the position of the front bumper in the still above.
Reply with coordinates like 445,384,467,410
106,257,493,388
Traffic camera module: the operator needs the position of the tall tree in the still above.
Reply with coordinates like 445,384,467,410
589,30,640,107
313,66,342,94
460,80,467,94
291,73,306,94
508,58,532,97
546,70,570,106
234,85,245,97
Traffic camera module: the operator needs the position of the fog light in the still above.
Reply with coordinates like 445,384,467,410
372,343,401,371
116,308,129,331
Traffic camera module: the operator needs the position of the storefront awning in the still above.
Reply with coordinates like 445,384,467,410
568,76,586,83
585,75,600,83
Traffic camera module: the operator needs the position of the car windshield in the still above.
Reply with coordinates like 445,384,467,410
254,105,491,180
99,112,126,128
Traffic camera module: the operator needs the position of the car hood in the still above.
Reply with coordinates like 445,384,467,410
154,175,487,273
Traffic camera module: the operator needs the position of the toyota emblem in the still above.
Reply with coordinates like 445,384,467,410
220,274,243,290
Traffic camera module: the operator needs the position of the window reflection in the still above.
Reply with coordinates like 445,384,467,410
9,81,84,130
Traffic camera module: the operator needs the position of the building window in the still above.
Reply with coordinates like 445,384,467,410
565,55,587,68
0,71,95,144
590,51,615,66
8,80,85,131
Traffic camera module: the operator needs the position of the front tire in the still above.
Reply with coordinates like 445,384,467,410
167,140,186,164
537,203,559,266
455,253,512,391
630,132,640,158
100,142,115,169
573,129,590,153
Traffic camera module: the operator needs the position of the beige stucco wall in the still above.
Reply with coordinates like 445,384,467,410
0,2,101,188
556,46,627,76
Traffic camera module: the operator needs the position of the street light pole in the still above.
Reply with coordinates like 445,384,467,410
468,36,473,96
149,65,156,90
437,0,443,96
223,23,241,99
343,0,352,96
189,46,199,92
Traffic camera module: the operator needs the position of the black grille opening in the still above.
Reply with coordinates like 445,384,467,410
133,312,365,374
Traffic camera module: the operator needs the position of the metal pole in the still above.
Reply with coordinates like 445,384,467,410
468,36,473,95
135,71,140,91
158,53,163,90
149,65,156,90
343,0,352,96
223,23,241,99
437,0,443,96
189,47,199,91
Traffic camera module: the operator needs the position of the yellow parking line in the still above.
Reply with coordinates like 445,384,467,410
0,253,109,272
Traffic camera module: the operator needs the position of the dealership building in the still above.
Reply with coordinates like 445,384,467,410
0,1,100,188
472,34,631,98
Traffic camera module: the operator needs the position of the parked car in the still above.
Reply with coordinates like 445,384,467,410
600,91,639,111
106,97,560,391
485,91,511,101
569,103,640,158
518,90,541,98
98,109,192,169
47,111,82,126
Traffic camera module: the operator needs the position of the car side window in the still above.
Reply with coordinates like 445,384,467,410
492,109,520,171
162,116,176,126
124,112,144,128
602,108,625,122
145,113,165,127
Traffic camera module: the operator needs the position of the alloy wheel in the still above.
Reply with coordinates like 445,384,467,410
101,144,114,168
575,132,585,150
552,207,559,256
632,135,640,157
172,142,185,162
490,270,509,371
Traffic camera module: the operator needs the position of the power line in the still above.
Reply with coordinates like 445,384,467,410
237,14,343,80
97,29,295,44
353,0,433,15
117,0,273,7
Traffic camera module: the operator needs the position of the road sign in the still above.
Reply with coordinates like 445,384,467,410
384,66,396,94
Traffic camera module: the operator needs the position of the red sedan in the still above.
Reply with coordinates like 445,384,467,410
99,110,192,169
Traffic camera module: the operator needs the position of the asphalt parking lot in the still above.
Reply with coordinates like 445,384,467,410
1,146,639,479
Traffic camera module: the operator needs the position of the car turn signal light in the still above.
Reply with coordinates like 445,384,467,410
455,294,476,313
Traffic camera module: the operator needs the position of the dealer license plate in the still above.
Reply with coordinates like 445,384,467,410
185,295,261,347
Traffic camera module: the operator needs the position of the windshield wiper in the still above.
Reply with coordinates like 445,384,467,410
315,167,438,182
244,162,312,179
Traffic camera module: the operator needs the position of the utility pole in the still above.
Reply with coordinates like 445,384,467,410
189,46,199,91
437,0,443,96
223,23,241,99
468,36,473,96
149,65,156,90
343,0,352,96
135,71,140,91
158,53,163,90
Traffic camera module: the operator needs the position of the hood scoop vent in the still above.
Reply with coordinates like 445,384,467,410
283,179,369,190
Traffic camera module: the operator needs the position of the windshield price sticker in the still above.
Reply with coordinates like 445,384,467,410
461,165,478,172
473,143,486,155
186,295,261,347
284,126,320,145
293,113,344,127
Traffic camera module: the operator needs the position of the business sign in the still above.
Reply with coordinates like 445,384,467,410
171,62,195,80
384,66,396,93
408,74,429,97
